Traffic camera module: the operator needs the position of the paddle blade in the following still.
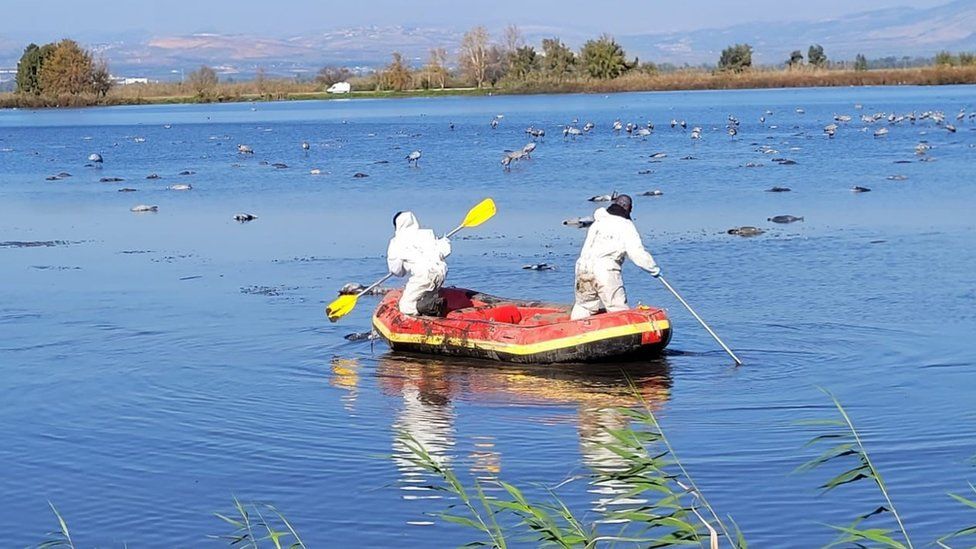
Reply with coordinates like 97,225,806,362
460,198,496,228
325,294,358,322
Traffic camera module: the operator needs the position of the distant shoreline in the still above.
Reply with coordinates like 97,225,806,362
3,66,976,110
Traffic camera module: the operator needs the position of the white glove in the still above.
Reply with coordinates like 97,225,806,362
648,265,661,278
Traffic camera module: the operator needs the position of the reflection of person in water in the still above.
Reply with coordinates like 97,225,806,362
384,360,458,502
375,356,672,513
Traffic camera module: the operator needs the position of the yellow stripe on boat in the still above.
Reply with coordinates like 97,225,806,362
372,317,670,356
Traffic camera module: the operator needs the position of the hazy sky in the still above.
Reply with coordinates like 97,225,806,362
0,0,953,41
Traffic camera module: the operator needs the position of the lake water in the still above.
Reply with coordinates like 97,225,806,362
2,86,975,547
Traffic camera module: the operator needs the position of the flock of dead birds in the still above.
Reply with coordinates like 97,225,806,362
57,102,973,237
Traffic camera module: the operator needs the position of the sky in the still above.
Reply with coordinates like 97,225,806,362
0,0,955,42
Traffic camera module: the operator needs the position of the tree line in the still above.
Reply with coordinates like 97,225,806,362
347,25,658,92
15,39,112,97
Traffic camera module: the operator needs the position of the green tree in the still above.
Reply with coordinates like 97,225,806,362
508,45,538,79
380,51,412,91
484,45,508,86
580,34,633,79
854,54,869,71
959,52,976,66
636,61,658,74
787,49,804,68
541,37,576,81
718,43,752,72
934,50,955,66
808,44,827,68
186,65,219,97
16,43,54,95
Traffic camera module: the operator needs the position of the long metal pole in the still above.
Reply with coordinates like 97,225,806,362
658,275,743,365
357,272,394,298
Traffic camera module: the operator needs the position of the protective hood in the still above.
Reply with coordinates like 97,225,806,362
394,211,420,233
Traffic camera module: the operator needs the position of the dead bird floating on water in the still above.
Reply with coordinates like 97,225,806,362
588,191,618,202
338,283,390,296
768,215,804,224
406,150,422,166
130,204,158,213
563,216,595,228
233,213,257,222
522,263,556,271
727,226,765,237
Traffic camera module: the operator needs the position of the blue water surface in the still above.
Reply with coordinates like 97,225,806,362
2,86,975,547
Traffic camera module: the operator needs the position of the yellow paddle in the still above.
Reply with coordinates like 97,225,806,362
325,198,497,322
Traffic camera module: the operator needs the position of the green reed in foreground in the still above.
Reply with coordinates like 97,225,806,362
211,497,306,549
399,397,741,548
796,388,913,548
37,503,75,549
939,483,976,548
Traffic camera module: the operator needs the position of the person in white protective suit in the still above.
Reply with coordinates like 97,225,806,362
387,211,452,316
571,194,661,320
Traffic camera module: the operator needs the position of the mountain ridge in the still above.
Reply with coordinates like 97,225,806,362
1,1,973,79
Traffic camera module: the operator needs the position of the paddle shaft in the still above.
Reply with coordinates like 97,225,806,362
444,223,466,239
657,275,743,365
356,272,394,298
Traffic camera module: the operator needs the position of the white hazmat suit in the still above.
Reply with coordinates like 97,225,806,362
387,211,451,315
571,207,660,320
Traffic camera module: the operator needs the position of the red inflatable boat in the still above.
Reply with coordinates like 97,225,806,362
372,287,671,364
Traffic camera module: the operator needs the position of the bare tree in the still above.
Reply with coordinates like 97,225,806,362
504,24,523,54
424,48,448,89
186,65,219,97
380,52,412,91
460,26,490,88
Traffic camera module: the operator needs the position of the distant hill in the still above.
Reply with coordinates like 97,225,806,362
618,0,976,65
1,1,974,80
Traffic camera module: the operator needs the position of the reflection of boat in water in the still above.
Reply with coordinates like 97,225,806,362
371,354,672,518
372,288,671,364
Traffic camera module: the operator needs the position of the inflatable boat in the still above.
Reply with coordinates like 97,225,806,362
372,287,671,364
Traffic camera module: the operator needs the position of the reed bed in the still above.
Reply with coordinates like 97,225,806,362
4,66,976,109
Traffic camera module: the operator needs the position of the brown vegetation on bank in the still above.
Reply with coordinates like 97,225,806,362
498,65,976,94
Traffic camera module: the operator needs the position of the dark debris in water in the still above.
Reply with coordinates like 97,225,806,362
272,256,330,263
1,240,76,248
29,265,81,271
151,254,197,263
240,285,299,297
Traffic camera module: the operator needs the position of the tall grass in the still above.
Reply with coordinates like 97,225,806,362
211,497,307,549
398,397,739,548
939,484,976,548
796,388,912,548
37,503,75,549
